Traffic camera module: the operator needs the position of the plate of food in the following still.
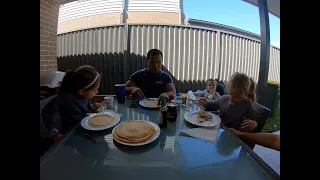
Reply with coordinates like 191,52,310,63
81,112,121,131
139,98,160,108
112,120,161,146
184,110,221,127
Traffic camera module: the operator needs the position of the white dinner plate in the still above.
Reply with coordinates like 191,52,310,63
139,98,160,108
81,112,121,131
112,120,161,146
184,110,221,127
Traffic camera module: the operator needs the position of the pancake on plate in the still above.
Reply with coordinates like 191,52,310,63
144,98,159,107
113,120,155,143
88,114,115,128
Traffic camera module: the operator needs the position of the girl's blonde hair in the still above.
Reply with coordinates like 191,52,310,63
248,78,257,102
228,72,250,97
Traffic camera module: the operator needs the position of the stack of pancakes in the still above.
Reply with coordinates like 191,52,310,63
113,120,155,143
88,114,115,128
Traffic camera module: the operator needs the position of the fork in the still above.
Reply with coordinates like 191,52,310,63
77,131,96,143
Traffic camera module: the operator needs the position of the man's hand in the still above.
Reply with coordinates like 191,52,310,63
130,87,145,98
158,93,170,105
240,119,258,132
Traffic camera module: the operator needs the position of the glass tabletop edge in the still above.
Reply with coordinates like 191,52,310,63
40,119,280,180
40,123,81,165
220,123,280,180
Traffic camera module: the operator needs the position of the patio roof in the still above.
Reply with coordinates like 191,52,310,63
57,0,76,5
242,0,280,18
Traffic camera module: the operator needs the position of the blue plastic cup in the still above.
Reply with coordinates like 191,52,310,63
115,84,126,103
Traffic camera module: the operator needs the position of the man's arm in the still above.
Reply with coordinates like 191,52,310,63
163,83,176,100
229,128,280,151
125,80,145,98
125,80,136,94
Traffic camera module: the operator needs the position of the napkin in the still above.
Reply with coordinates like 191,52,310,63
180,125,220,142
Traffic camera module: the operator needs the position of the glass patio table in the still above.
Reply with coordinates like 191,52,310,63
40,100,279,180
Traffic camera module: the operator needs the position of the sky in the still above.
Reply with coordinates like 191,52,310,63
184,0,280,48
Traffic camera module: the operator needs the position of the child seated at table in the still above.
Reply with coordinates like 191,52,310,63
42,65,102,142
194,79,221,100
198,73,258,132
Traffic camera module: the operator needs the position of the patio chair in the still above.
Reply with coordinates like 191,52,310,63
216,83,227,96
244,102,271,149
40,95,61,156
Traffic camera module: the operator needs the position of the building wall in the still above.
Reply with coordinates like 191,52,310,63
57,0,183,34
40,0,60,75
58,0,123,34
58,13,121,34
126,0,181,12
125,12,180,24
58,0,123,21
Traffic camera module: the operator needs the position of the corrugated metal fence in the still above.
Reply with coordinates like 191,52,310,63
57,24,280,94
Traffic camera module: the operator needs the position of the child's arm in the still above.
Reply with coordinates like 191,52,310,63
86,99,102,112
205,91,221,99
240,101,258,132
91,102,102,111
60,99,89,125
229,128,280,151
204,92,213,98
215,92,222,98
193,90,206,97
201,96,223,111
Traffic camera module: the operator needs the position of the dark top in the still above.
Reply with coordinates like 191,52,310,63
129,68,173,98
42,92,93,133
203,95,255,130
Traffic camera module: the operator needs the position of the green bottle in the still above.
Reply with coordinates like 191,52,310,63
159,96,167,128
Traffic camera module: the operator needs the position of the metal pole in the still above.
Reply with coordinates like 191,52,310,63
257,0,270,105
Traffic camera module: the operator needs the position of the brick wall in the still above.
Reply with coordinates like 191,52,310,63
125,12,180,24
40,0,59,76
57,13,121,34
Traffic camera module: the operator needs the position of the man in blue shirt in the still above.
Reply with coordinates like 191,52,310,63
125,49,176,100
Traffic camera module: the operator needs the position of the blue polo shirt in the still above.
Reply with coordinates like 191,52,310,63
130,68,173,98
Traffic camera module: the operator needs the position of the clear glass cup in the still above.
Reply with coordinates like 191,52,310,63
104,96,114,109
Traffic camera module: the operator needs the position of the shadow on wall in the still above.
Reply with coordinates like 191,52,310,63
57,52,208,94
